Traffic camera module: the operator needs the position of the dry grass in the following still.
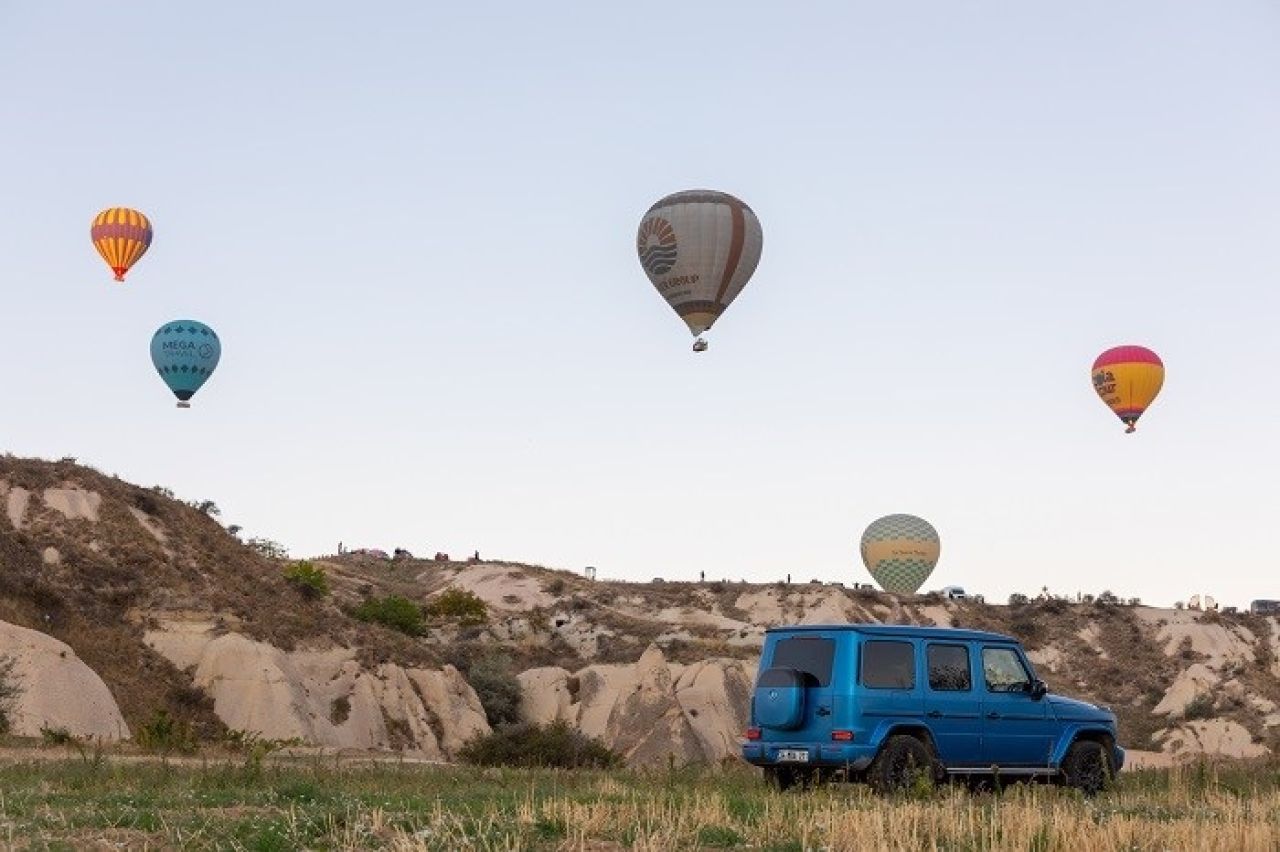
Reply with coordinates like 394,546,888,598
0,753,1277,850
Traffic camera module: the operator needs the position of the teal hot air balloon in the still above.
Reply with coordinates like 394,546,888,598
150,320,220,408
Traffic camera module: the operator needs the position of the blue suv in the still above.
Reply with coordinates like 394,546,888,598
741,624,1124,794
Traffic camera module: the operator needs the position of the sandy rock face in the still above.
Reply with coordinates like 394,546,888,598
191,634,314,741
0,620,129,740
518,645,753,767
605,646,705,766
673,659,754,762
2,483,31,529
435,566,555,611
518,667,574,726
1160,719,1268,759
1153,664,1218,716
144,623,489,757
41,487,102,522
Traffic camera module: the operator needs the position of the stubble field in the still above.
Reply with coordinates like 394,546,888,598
0,750,1277,851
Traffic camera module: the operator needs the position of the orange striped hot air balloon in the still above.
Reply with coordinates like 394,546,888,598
91,207,153,282
1091,345,1164,433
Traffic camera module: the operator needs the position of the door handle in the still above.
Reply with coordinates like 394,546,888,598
926,710,942,718
816,706,831,717
987,711,1001,719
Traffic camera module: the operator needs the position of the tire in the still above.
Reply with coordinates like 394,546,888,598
1061,740,1113,797
867,735,937,796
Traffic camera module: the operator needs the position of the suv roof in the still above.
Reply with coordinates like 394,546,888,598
764,623,1017,643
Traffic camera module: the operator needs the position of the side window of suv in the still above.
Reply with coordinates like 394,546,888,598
861,640,915,689
982,646,1031,693
927,643,971,691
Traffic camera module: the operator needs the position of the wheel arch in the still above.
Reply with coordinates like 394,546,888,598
872,724,943,763
1052,726,1116,768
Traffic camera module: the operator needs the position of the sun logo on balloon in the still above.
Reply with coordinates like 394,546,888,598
637,217,678,276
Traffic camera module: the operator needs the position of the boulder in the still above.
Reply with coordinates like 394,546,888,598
0,620,129,740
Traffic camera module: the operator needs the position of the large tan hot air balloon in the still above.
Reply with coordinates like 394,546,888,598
860,514,940,595
636,190,763,352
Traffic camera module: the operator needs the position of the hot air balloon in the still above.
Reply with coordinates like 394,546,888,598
1091,345,1164,433
151,321,220,408
636,190,763,352
860,514,940,595
91,208,153,282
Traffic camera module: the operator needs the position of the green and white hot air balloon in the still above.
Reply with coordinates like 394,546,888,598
859,514,940,595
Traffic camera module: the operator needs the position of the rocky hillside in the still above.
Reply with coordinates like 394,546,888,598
1,456,1277,766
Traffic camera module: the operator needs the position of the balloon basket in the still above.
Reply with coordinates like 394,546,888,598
692,337,708,353
176,401,191,409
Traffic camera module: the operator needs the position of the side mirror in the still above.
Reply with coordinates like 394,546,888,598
1030,679,1048,700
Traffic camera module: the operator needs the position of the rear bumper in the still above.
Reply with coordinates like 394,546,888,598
741,742,876,771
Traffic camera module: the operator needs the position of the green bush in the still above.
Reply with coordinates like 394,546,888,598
353,595,426,636
1183,694,1215,721
40,725,76,746
135,709,196,755
0,655,19,734
425,587,488,626
283,560,329,598
465,653,524,728
459,721,620,769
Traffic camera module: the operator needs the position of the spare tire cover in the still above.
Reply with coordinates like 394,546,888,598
755,667,807,730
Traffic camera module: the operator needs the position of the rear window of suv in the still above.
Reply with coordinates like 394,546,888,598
771,637,835,686
861,640,916,689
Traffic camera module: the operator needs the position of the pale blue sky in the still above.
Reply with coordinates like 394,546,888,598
2,2,1278,607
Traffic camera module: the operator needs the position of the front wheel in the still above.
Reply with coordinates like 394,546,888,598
867,735,937,795
1061,740,1113,797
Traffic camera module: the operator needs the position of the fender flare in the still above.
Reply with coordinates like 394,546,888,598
867,720,942,757
1050,725,1116,767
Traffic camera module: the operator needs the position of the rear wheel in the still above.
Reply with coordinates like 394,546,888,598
867,735,937,795
1061,740,1113,797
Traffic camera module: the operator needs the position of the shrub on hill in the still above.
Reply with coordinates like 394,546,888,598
464,652,523,728
459,721,620,769
424,588,487,626
283,560,329,598
353,595,426,637
0,655,19,734
135,709,197,755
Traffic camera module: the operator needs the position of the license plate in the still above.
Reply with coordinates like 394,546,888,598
776,749,809,763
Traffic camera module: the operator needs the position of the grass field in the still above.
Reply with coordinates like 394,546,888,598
0,751,1277,850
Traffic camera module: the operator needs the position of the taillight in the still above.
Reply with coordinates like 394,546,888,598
745,728,761,741
831,730,854,741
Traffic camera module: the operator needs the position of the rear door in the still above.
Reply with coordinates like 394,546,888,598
768,634,836,741
922,642,982,765
857,639,924,733
979,644,1054,767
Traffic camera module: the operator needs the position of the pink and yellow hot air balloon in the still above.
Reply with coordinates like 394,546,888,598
1091,345,1164,433
91,207,153,282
